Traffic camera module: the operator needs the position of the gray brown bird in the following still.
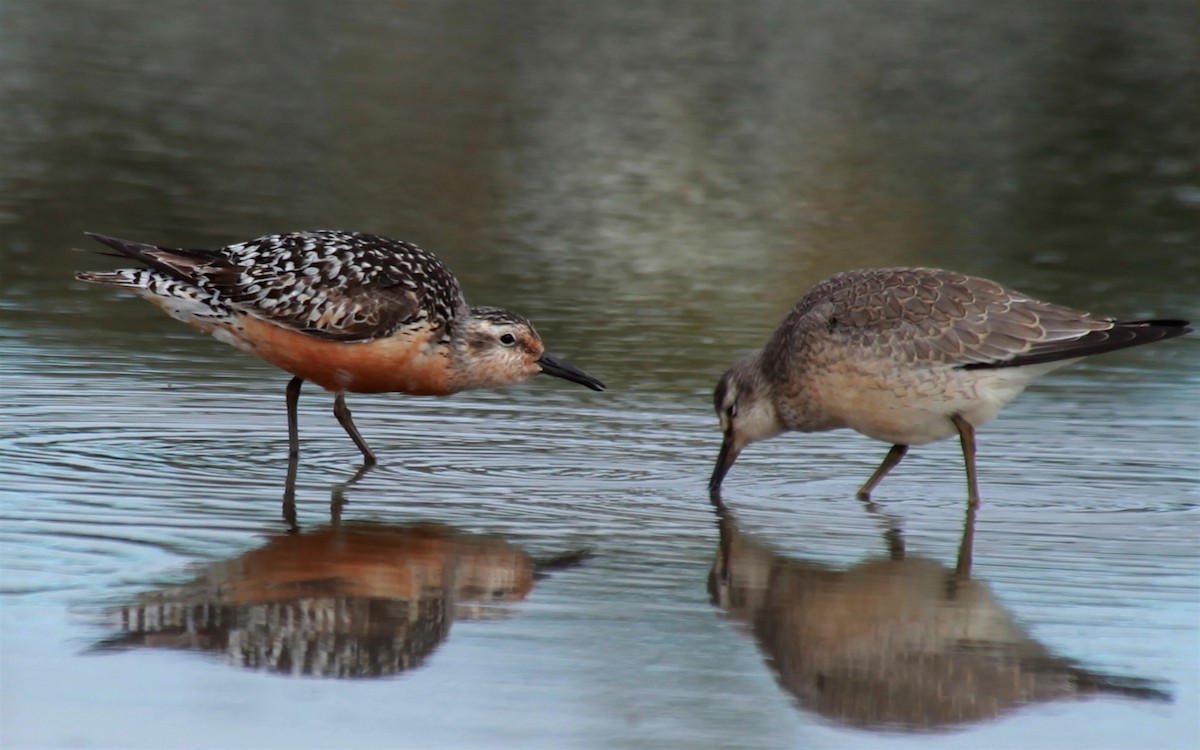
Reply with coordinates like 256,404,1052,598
710,268,1190,504
76,231,604,464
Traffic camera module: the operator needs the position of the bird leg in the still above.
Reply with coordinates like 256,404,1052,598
333,393,377,466
955,501,978,579
856,444,909,500
286,376,304,461
951,413,980,508
281,448,300,534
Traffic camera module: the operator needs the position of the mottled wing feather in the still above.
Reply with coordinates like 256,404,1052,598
769,268,1115,372
199,231,466,342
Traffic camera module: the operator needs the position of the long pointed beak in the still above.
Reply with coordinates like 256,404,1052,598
537,352,605,392
709,431,741,492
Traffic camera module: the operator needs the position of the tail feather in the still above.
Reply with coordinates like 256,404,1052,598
965,319,1192,370
1071,668,1173,702
82,233,231,281
75,268,157,288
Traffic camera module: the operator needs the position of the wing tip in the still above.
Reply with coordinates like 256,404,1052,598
1117,318,1192,335
83,232,161,260
963,317,1191,370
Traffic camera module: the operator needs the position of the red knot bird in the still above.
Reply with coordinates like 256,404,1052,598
76,230,605,465
709,268,1191,505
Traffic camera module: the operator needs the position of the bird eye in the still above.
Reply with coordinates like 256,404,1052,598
499,333,517,346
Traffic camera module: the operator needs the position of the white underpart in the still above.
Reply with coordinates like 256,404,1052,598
855,359,1076,445
112,271,254,354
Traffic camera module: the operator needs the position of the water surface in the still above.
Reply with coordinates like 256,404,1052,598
2,2,1198,748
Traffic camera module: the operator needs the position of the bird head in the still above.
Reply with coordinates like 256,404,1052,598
454,307,604,392
710,352,783,492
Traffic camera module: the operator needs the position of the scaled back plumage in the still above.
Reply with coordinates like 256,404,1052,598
763,268,1125,379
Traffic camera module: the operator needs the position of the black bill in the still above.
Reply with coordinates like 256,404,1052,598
708,431,740,492
537,353,606,392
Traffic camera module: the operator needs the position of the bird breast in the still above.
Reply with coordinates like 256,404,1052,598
233,314,452,395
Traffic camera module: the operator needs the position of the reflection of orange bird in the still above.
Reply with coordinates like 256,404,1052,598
76,231,604,463
98,523,586,677
212,523,538,606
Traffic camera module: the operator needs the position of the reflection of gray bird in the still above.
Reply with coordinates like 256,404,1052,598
708,502,1171,730
94,523,589,678
709,268,1190,504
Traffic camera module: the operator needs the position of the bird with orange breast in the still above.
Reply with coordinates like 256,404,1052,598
77,230,605,464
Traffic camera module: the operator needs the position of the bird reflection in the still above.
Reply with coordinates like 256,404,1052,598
280,452,373,532
95,522,590,678
708,492,1170,731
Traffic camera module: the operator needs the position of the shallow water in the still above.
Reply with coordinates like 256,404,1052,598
2,2,1199,749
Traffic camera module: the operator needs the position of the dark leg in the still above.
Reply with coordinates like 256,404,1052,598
281,449,300,534
955,502,978,579
286,376,303,461
951,414,980,508
333,392,377,466
856,444,909,500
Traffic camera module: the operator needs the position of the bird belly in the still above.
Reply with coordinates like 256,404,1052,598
802,363,1045,446
229,315,452,395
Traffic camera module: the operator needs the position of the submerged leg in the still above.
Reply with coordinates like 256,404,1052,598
856,444,909,500
286,376,303,460
333,392,377,466
951,414,980,508
856,492,907,560
330,461,376,527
